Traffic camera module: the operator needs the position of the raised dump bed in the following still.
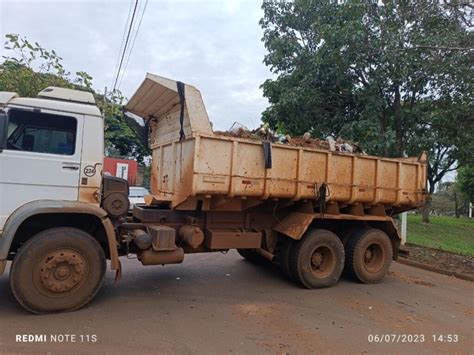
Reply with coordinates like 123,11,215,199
125,73,427,212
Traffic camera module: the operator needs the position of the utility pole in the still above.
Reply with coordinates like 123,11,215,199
400,212,407,245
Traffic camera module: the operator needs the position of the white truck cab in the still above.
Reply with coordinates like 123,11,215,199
0,88,124,313
0,87,104,231
0,87,104,228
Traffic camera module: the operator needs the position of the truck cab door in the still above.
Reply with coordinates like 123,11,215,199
0,108,83,229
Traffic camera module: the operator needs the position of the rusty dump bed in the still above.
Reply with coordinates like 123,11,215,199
125,73,427,212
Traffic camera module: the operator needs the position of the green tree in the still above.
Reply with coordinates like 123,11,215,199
0,34,150,163
0,34,73,95
260,0,473,222
100,91,149,164
457,165,474,204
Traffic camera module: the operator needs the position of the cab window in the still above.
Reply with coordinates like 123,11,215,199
6,109,77,155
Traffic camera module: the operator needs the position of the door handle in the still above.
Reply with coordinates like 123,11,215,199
62,163,79,170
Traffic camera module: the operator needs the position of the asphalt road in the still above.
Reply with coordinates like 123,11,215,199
0,251,472,354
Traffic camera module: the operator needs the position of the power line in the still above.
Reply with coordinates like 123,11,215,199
118,0,148,90
111,0,134,92
112,0,139,93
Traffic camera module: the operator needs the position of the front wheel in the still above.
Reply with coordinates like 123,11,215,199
345,228,393,284
289,229,345,289
10,227,106,314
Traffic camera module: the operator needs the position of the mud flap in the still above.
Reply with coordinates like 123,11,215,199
273,212,314,240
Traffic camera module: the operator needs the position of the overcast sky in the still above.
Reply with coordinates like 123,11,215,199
0,0,272,130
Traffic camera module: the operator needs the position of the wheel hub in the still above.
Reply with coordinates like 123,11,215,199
310,245,335,278
54,265,71,280
40,251,85,293
365,249,373,261
363,243,384,271
311,252,324,268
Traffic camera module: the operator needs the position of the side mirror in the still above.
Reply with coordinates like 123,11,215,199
0,111,7,153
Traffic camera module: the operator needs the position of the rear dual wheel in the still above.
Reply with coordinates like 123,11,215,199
345,228,393,284
288,229,345,289
245,227,392,287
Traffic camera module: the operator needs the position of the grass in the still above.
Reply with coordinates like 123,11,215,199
407,215,474,257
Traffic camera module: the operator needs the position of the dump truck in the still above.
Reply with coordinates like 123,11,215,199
0,73,427,314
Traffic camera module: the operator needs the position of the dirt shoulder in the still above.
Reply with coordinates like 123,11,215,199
401,243,474,277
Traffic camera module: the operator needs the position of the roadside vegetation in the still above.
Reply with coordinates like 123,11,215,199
407,215,474,256
260,1,473,223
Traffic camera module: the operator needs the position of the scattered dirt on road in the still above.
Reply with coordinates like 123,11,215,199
233,302,322,353
340,295,423,329
389,270,435,287
402,244,474,276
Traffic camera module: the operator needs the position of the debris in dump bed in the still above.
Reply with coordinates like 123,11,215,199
215,123,365,154
215,127,255,140
285,136,330,150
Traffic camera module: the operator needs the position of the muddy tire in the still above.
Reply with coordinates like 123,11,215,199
10,227,106,314
345,228,393,284
276,238,294,279
289,229,345,289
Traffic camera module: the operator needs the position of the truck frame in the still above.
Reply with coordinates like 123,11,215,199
0,74,427,313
